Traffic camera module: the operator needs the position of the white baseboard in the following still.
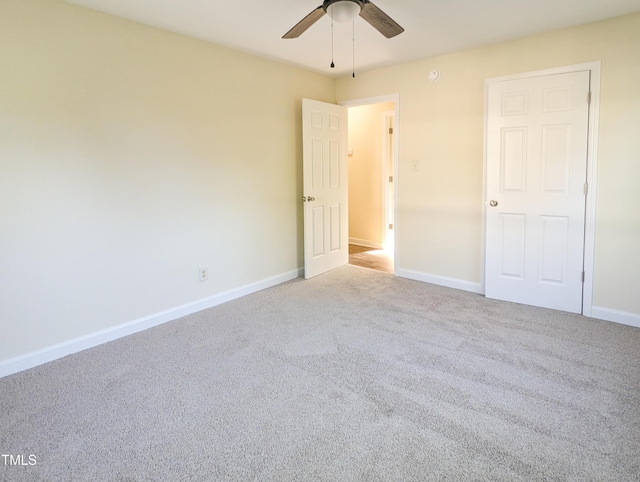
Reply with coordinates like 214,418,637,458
396,270,639,328
349,238,384,249
0,268,303,379
396,268,483,295
590,306,640,329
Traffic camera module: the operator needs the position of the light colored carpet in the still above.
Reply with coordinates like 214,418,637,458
1,265,639,481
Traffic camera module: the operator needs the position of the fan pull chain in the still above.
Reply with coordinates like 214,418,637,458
330,11,335,69
352,20,356,78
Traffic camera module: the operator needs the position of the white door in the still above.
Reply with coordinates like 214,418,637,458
485,71,590,313
303,99,349,279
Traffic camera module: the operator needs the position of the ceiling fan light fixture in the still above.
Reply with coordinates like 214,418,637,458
328,0,361,23
282,0,403,41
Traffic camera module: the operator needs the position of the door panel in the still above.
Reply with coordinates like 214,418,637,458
303,99,348,279
311,139,323,189
539,216,568,284
329,140,340,187
312,206,324,257
499,213,526,279
541,125,571,193
501,127,527,192
330,204,341,252
485,71,590,313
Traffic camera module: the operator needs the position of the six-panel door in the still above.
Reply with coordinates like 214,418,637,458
485,71,590,313
302,99,348,279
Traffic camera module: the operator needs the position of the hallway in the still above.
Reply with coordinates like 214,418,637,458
348,244,393,274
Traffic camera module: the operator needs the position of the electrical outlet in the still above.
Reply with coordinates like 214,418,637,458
198,267,209,282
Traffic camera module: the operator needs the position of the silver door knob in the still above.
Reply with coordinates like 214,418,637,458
489,200,498,207
307,196,316,202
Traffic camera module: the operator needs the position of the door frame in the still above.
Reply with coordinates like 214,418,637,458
382,110,395,250
340,93,400,274
482,61,601,316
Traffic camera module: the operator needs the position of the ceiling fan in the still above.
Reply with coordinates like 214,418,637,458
283,0,404,39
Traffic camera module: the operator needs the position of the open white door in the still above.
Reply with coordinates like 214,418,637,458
485,71,590,313
303,99,349,279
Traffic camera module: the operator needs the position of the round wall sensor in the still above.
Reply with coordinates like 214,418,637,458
428,70,440,82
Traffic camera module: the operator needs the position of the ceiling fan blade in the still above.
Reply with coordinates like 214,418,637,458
359,1,404,38
283,6,326,39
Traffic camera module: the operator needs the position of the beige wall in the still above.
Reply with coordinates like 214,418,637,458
0,0,334,362
337,13,640,317
2,0,639,366
347,102,394,247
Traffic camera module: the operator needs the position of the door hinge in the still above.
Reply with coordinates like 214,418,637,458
584,182,588,195
587,91,591,104
389,176,393,182
389,127,394,135
389,224,394,230
582,271,585,283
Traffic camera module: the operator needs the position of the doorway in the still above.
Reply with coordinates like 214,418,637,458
344,97,398,274
300,95,399,278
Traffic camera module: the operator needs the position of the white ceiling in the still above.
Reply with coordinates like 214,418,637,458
63,0,640,77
